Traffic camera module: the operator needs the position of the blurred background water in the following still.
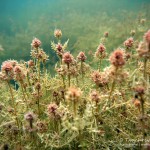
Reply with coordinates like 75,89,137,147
0,0,150,72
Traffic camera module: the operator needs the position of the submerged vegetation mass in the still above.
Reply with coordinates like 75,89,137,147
0,9,150,149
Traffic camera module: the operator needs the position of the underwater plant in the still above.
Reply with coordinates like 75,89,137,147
0,19,150,150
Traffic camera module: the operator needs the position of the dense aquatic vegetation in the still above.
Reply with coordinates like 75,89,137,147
0,23,150,149
0,0,150,149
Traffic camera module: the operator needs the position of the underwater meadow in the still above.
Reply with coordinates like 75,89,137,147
0,0,150,149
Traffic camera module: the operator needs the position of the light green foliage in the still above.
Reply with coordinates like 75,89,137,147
0,4,150,149
0,24,150,150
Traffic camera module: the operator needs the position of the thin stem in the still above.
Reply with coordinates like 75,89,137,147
99,58,102,72
143,58,147,80
140,95,146,140
108,67,118,103
38,60,40,82
37,89,40,116
95,101,99,115
108,79,115,102
140,95,144,116
59,56,62,65
43,62,46,76
67,64,70,87
27,71,31,86
20,81,28,108
7,81,19,127
81,61,84,83
36,48,40,82
94,101,100,129
76,76,79,87
62,75,66,88
23,83,29,99
30,120,33,129
73,101,77,117
7,81,15,112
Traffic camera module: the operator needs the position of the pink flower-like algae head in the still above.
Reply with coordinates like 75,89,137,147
77,51,87,62
31,38,41,48
62,52,74,64
24,112,35,122
124,37,134,48
91,70,101,85
97,44,106,53
47,103,58,115
144,30,150,44
104,32,109,37
54,29,62,38
1,61,13,72
28,60,34,67
90,90,100,103
134,86,145,96
56,43,64,56
65,87,82,101
14,66,22,74
109,49,125,67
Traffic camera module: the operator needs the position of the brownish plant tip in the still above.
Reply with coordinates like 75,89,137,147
134,86,145,96
136,41,149,57
90,90,100,103
109,49,125,67
28,60,34,67
62,52,74,64
47,103,58,114
54,29,62,38
130,30,136,36
1,61,13,72
35,82,41,90
24,112,35,122
56,43,64,57
77,51,87,62
31,38,41,48
91,70,101,86
65,86,82,101
104,32,109,37
144,30,150,44
124,37,134,48
133,99,141,108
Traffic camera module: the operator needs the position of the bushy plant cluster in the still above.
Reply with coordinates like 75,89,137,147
0,25,150,150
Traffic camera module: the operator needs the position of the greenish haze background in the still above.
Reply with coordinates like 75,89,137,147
0,0,150,71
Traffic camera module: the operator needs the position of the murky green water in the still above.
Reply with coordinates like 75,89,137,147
0,0,150,70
